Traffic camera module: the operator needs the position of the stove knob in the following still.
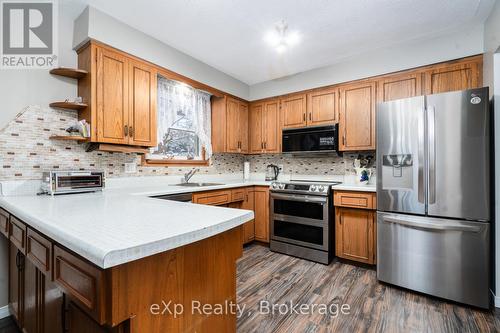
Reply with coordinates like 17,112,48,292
310,185,317,192
271,182,278,189
279,183,285,190
318,185,325,192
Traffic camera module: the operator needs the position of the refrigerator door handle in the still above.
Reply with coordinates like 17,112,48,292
383,216,482,233
418,107,425,203
427,105,436,204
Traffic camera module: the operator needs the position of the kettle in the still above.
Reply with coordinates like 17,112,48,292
265,164,280,181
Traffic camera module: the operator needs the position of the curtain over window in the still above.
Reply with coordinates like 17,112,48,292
148,76,212,160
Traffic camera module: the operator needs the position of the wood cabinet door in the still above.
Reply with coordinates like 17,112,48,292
263,99,280,153
241,188,255,243
335,207,375,264
339,81,376,151
9,245,22,326
225,97,240,153
23,258,37,333
96,47,129,144
252,187,269,242
281,94,307,129
128,60,157,147
307,87,338,126
423,59,482,95
239,102,249,153
249,102,264,153
377,72,422,102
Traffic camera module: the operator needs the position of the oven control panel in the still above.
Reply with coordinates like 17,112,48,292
270,182,331,194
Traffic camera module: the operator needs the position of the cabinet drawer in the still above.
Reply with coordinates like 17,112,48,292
53,245,105,324
9,216,26,253
334,191,376,209
0,209,9,238
231,188,246,202
193,190,231,206
27,228,52,277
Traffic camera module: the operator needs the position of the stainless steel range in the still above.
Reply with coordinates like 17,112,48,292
269,180,340,264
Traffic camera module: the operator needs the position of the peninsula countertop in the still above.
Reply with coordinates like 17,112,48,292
0,176,376,269
0,179,269,269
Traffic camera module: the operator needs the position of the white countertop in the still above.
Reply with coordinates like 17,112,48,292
0,179,269,269
332,183,376,192
0,175,375,269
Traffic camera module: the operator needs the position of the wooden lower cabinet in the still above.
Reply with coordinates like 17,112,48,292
335,207,375,264
252,187,270,243
195,186,270,244
241,189,255,243
9,245,22,326
9,242,64,333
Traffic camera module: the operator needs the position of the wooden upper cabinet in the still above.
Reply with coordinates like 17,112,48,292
281,93,307,129
377,72,422,102
128,60,157,146
212,96,248,153
423,57,482,95
79,41,158,147
225,97,240,153
239,102,249,153
307,87,339,126
249,102,264,153
339,81,376,151
263,99,280,153
248,99,280,154
96,47,129,144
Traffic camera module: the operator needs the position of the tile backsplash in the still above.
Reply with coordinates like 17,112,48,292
0,105,374,181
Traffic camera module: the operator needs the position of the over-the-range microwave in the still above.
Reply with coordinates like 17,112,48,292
282,124,339,154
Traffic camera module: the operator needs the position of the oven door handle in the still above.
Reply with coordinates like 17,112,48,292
270,192,328,203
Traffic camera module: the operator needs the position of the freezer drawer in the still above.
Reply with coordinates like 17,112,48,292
377,212,489,308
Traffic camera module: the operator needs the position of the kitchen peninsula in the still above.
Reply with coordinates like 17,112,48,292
0,182,255,332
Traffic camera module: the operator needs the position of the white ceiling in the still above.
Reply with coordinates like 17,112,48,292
81,0,495,85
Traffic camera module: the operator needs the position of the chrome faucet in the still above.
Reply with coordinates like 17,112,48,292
183,168,199,183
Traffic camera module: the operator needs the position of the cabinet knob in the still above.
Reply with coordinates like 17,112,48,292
129,126,134,137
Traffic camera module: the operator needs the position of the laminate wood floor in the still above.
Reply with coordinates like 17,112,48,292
236,244,500,333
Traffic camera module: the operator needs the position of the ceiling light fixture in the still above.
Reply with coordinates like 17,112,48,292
265,20,301,54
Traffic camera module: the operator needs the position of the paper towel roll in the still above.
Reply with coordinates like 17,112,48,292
243,162,250,180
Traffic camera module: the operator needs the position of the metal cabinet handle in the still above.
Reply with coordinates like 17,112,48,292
129,126,134,137
303,113,306,121
124,125,129,137
309,113,312,121
264,142,267,149
342,136,346,145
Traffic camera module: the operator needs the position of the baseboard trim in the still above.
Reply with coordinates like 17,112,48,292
0,305,10,319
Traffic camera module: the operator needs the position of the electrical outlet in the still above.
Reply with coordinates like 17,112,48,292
124,162,137,173
278,164,284,172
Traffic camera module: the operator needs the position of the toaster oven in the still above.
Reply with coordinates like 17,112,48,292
41,171,105,195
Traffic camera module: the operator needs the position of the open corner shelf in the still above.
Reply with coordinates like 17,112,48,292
49,67,88,79
49,102,88,111
49,135,89,142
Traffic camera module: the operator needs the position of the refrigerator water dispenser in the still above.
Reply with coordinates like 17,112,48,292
382,154,413,189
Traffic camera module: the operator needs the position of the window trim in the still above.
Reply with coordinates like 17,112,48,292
142,147,210,167
144,73,212,167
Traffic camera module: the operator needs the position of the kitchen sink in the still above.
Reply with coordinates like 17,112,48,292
174,182,224,187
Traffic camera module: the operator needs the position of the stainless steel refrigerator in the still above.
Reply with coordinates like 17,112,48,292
376,87,490,308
